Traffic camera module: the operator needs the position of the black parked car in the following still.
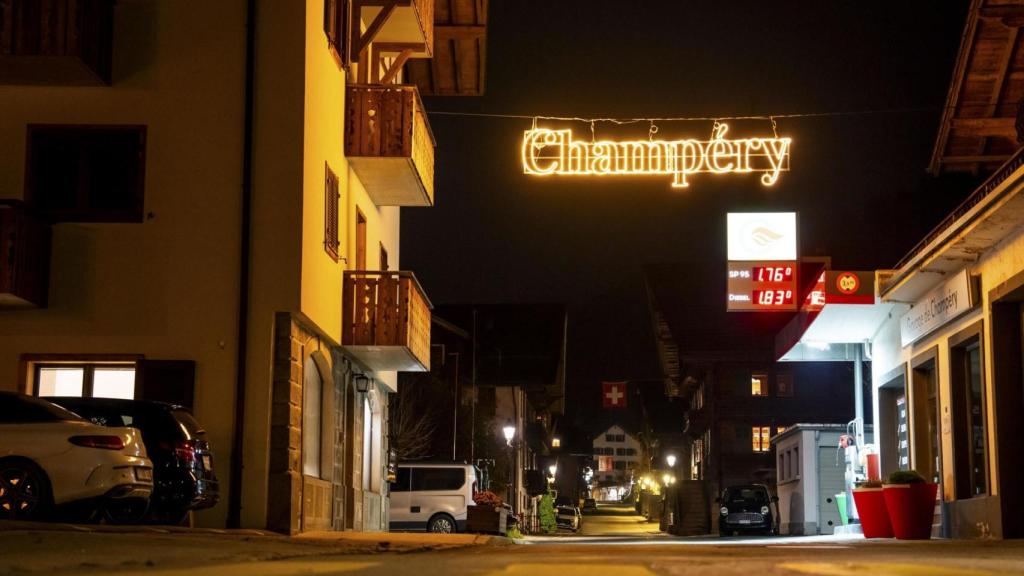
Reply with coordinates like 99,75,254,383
717,484,777,536
47,397,219,524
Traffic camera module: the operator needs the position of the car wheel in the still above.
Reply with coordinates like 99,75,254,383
427,513,456,533
0,459,51,521
103,498,150,525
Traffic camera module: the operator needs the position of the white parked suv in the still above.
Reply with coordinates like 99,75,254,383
0,392,154,522
389,462,478,533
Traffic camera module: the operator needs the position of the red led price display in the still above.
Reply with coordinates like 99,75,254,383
752,266,794,283
727,260,798,312
753,289,794,306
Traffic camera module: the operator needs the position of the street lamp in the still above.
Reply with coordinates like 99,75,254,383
502,421,516,447
666,454,677,468
548,463,557,477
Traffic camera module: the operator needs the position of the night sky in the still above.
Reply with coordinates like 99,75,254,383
402,1,971,430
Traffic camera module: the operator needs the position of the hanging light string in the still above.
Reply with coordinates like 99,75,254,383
423,105,941,124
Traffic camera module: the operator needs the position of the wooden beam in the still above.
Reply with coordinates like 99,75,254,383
939,154,1013,164
380,48,413,84
352,0,400,60
952,117,1018,139
985,26,1019,117
434,25,486,40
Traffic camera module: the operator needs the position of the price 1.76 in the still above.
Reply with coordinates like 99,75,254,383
752,266,794,283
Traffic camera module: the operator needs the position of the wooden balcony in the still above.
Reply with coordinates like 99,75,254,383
345,84,435,206
342,271,431,372
0,202,51,308
405,0,488,96
0,0,114,85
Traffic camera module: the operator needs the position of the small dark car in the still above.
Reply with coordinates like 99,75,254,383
717,484,777,536
47,397,219,524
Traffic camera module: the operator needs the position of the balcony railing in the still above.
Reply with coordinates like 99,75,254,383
0,0,114,85
342,271,431,372
0,202,50,308
345,84,435,206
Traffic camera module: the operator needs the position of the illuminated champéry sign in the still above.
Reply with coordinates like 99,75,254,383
521,123,792,188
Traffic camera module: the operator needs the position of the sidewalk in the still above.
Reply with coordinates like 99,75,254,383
0,520,510,575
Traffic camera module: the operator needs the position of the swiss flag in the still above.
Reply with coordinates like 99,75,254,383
602,381,627,409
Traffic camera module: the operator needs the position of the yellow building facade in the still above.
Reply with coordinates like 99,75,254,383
0,0,436,533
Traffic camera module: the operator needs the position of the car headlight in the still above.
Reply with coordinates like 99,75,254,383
720,506,729,516
760,505,770,515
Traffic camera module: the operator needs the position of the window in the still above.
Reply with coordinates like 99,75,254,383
614,461,626,470
324,164,340,261
26,125,146,223
751,373,768,396
302,357,324,478
616,448,626,456
752,426,771,452
35,364,136,399
776,373,793,397
615,434,625,442
777,426,786,436
323,0,347,63
605,434,615,442
625,448,636,456
411,467,465,491
951,335,988,498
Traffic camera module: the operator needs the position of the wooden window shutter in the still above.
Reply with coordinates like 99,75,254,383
325,164,340,261
323,0,347,64
135,360,196,410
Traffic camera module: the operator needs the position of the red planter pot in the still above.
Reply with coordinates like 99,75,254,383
852,488,892,538
882,483,938,540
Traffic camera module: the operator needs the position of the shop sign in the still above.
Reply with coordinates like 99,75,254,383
522,123,791,188
727,212,797,261
900,270,976,347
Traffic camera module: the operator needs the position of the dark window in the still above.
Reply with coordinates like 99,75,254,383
323,0,347,64
325,164,340,261
616,448,625,456
616,434,625,442
26,125,146,223
605,434,614,442
777,374,794,397
411,467,465,491
0,394,82,423
724,486,769,503
391,467,412,492
626,448,636,456
613,461,626,470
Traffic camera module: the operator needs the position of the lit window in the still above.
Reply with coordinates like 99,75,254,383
751,374,768,396
752,426,771,452
777,426,786,435
35,364,135,399
552,438,561,448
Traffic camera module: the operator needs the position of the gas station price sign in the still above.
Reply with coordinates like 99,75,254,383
727,261,798,312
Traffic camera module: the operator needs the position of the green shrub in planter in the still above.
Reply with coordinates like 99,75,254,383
856,480,884,489
886,470,926,484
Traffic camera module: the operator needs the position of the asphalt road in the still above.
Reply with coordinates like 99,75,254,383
2,504,1024,575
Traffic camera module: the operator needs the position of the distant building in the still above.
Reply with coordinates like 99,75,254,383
592,424,642,486
646,264,864,531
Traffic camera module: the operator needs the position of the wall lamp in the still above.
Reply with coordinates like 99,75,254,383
353,374,372,393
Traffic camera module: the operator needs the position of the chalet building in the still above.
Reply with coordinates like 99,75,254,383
646,264,864,531
592,424,642,486
0,0,487,533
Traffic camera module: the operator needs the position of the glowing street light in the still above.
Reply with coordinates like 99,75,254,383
666,454,677,468
503,421,516,446
548,464,557,477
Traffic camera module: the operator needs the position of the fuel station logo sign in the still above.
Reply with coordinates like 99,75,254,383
836,272,860,294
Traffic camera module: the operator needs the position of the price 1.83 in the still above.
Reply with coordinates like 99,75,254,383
753,289,794,306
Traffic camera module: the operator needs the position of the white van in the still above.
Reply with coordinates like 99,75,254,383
389,462,478,533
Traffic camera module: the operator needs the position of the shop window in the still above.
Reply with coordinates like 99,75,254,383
751,373,768,396
26,125,146,223
951,334,988,498
324,164,340,261
752,426,771,452
302,357,324,478
776,373,794,397
35,363,135,399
